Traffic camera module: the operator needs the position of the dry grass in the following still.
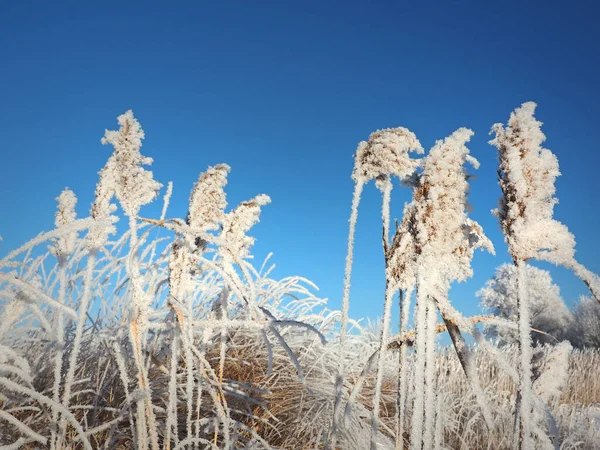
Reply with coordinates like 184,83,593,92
2,303,600,449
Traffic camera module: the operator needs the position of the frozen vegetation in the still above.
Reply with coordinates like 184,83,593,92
0,104,599,449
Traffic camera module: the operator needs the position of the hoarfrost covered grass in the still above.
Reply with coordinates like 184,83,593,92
1,105,599,450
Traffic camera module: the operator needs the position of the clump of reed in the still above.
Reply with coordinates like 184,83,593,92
1,105,599,450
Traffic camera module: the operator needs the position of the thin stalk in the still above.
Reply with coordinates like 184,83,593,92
423,300,438,450
329,180,364,449
58,251,97,446
395,288,412,450
338,181,364,355
410,275,428,450
372,182,394,449
516,259,533,450
371,281,395,450
569,259,600,303
127,215,160,450
165,328,180,449
432,298,493,432
50,268,67,450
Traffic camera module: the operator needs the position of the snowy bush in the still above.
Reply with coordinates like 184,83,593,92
478,263,573,345
569,296,600,349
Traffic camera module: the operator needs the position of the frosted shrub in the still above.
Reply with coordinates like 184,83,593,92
478,264,573,345
569,296,600,348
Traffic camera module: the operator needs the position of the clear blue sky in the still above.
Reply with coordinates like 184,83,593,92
1,0,599,329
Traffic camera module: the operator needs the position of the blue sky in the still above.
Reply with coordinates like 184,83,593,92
1,0,599,330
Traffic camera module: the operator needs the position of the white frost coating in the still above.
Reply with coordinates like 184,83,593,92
0,376,93,450
352,127,424,185
59,252,97,444
0,216,108,265
534,341,572,405
54,189,77,228
49,188,78,265
0,274,78,320
0,409,47,445
168,241,194,303
187,164,230,233
405,128,493,449
379,177,393,247
87,180,117,250
160,181,173,221
166,165,234,448
572,296,600,347
529,342,571,448
412,128,493,294
434,299,494,432
100,110,162,218
410,275,429,450
395,287,412,450
127,216,160,450
433,384,445,450
49,188,77,449
0,437,27,450
0,300,25,341
490,102,599,302
370,178,393,450
165,332,180,448
569,261,600,304
490,102,572,263
97,111,162,450
338,181,364,362
169,165,228,301
370,284,395,450
490,102,598,449
112,341,133,413
516,260,534,450
330,181,363,450
478,264,572,344
387,218,416,294
219,194,270,262
338,126,423,449
171,167,268,448
422,301,438,450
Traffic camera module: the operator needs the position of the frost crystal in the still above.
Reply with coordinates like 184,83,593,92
87,180,117,250
490,102,575,263
49,188,78,264
187,164,230,232
386,218,416,292
534,341,572,404
352,127,424,185
478,263,573,344
411,128,492,292
220,194,271,262
160,181,173,221
405,128,493,449
99,110,162,217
